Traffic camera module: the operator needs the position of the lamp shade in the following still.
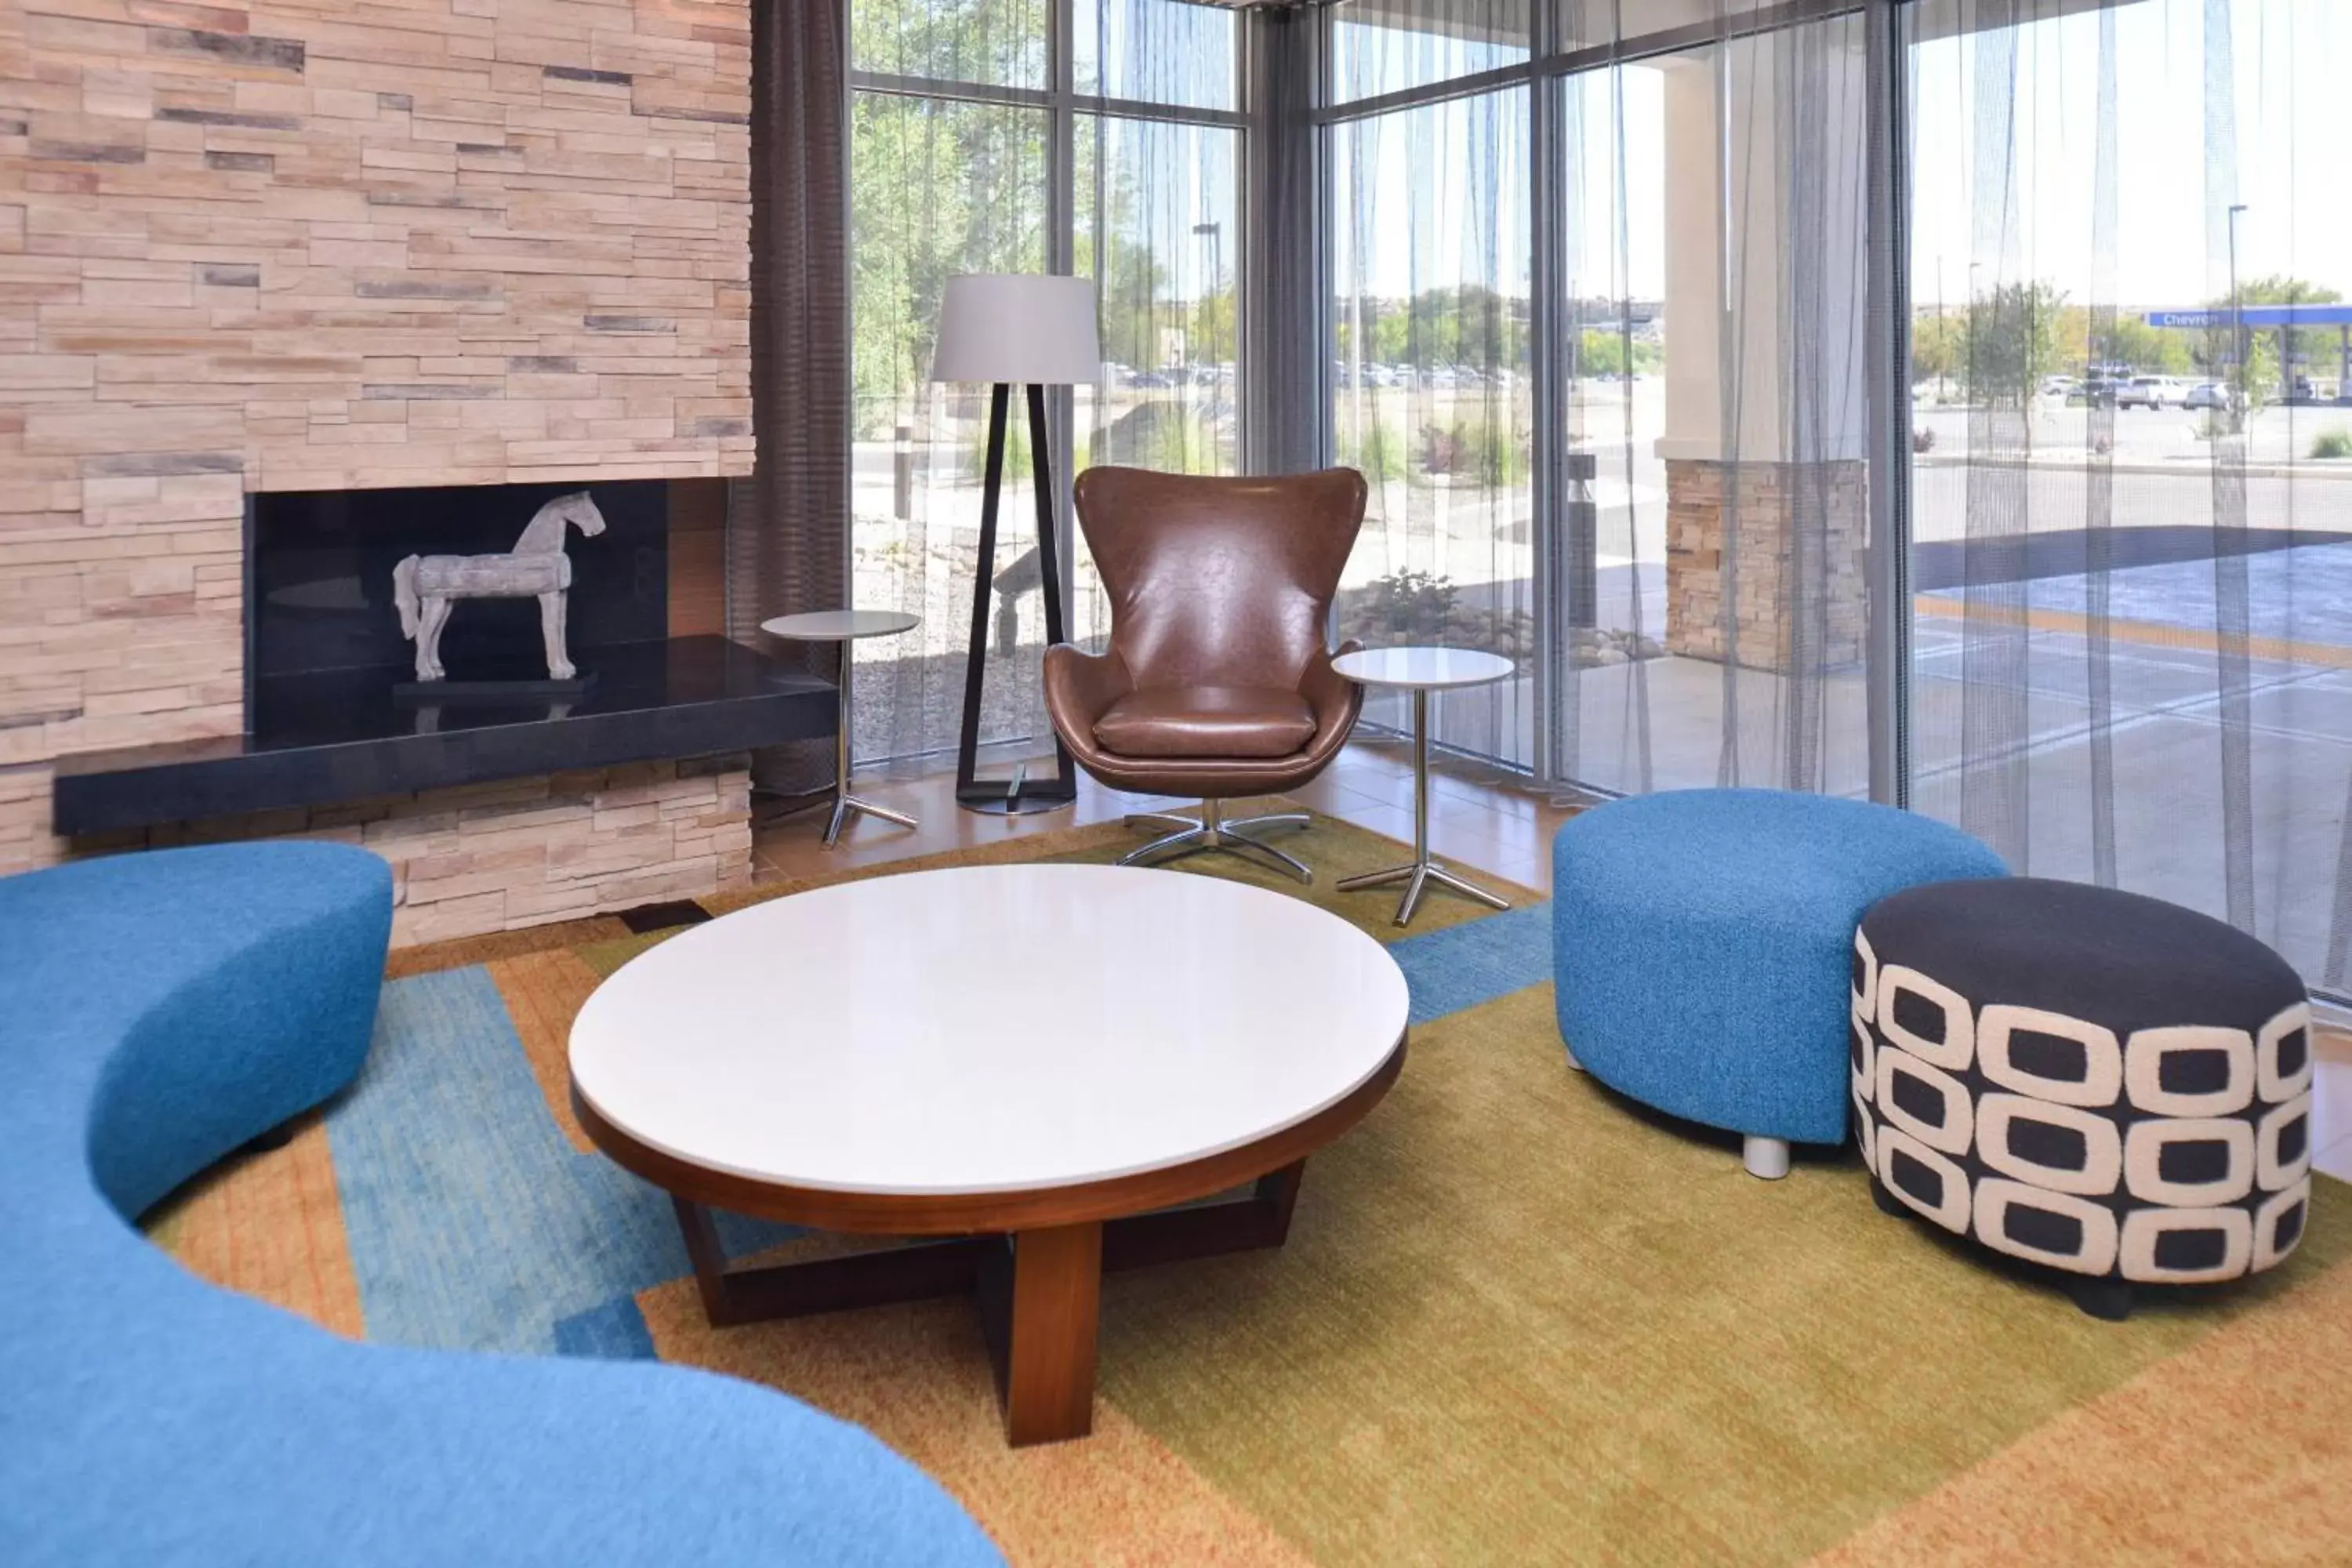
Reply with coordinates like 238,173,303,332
930,274,1102,386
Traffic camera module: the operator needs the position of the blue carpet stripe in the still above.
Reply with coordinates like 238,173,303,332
1389,902,1554,1024
553,1294,659,1361
327,966,792,1355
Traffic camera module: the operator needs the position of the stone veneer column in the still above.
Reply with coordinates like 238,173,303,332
1655,36,1870,674
1664,458,1867,669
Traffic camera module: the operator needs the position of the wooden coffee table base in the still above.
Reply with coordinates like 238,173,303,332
670,1162,1306,1446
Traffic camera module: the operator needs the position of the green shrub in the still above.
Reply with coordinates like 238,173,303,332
1336,419,1406,482
2311,429,2352,461
1356,568,1457,638
1086,400,1222,475
962,412,1035,485
1338,568,1534,659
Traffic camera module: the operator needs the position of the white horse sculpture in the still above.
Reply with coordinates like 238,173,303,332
393,491,605,683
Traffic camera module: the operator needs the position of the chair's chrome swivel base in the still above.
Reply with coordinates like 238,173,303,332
1120,797,1313,884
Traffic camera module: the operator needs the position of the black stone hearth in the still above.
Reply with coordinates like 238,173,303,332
50,479,833,836
54,636,830,836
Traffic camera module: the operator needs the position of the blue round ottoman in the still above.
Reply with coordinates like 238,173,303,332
1552,789,2007,1177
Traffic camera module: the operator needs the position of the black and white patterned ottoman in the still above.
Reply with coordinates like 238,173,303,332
1852,877,2315,1319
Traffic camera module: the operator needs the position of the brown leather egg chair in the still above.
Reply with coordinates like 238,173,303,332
1042,466,1367,883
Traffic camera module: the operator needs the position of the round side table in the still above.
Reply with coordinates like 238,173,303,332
1331,645,1517,927
760,610,920,848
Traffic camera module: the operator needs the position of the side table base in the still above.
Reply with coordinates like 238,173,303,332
824,792,918,847
1337,859,1511,927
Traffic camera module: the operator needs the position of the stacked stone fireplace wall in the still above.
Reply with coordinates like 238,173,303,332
0,0,754,940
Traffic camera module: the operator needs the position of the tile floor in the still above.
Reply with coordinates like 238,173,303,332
751,741,2352,1183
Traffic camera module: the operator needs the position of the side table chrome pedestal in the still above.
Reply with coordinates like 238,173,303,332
1330,647,1517,928
759,611,921,848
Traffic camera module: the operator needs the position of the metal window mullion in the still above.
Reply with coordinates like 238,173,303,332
1864,0,1913,808
1316,60,1537,125
1539,0,1869,80
1047,0,1077,634
1526,0,1564,786
849,69,1244,129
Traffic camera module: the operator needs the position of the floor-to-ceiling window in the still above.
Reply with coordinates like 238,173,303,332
1906,0,2352,989
1329,64,1536,768
1322,2,1869,795
847,0,1240,771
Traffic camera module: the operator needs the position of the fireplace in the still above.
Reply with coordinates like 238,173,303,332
247,478,676,696
50,479,830,839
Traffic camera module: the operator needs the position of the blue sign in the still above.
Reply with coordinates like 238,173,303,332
2147,305,2352,329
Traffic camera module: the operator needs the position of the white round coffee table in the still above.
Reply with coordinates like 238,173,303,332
760,609,920,847
569,862,1408,1446
1331,645,1518,927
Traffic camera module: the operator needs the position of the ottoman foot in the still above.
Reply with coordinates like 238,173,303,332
1562,1044,1582,1072
1742,1136,1791,1181
2067,1277,2134,1322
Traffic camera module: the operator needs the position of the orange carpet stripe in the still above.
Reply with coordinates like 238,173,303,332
636,1272,1315,1566
1807,1239,2352,1566
147,1116,365,1339
488,947,609,1154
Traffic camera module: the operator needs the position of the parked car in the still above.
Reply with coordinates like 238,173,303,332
2183,381,2228,410
2115,376,2179,410
2075,377,2120,408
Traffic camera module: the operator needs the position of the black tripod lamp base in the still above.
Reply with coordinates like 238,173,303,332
955,757,1076,816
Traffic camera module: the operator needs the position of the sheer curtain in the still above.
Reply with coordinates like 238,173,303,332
1326,1,1869,797
1906,0,2352,991
844,0,1240,779
1329,61,1537,767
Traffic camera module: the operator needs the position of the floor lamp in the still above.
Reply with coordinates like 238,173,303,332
931,274,1102,815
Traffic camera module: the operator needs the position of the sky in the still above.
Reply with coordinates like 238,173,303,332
1909,0,2352,310
1330,0,2348,314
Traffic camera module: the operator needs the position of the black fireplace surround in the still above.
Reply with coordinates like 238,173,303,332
51,479,831,836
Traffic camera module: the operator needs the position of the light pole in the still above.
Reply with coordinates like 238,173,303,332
1966,262,1982,403
1192,220,1225,456
1936,259,1947,403
2227,203,2250,425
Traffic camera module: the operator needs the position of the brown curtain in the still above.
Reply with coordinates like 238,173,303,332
734,0,851,796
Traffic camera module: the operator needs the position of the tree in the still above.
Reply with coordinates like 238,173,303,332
2087,313,2192,376
1911,310,1965,390
849,93,1047,431
1965,281,2067,408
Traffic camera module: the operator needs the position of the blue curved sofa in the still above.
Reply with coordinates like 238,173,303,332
0,842,1002,1566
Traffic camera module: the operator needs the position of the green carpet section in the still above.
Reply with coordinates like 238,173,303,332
1093,983,2352,1566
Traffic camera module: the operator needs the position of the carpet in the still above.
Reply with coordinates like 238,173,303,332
146,815,2352,1564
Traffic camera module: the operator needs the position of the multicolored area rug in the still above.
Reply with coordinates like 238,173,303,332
147,816,2352,1564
